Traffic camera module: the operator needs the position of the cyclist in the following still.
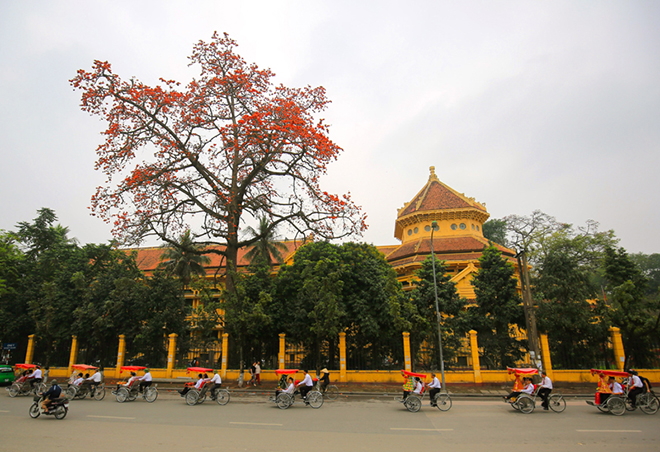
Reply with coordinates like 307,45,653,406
27,365,43,391
138,368,152,393
428,372,441,407
538,371,553,410
627,370,644,408
85,367,103,394
296,369,314,403
319,368,330,393
208,370,222,400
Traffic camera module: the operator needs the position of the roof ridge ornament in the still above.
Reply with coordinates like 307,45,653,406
429,166,439,182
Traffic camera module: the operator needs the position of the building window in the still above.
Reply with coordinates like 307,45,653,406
425,225,431,232
459,223,466,230
414,227,419,234
451,224,457,230
408,229,412,236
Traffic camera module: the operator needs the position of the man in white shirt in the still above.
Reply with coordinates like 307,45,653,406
296,369,314,402
28,366,43,391
628,371,644,408
83,368,103,394
538,371,553,410
207,371,222,400
138,368,152,393
72,373,84,387
413,378,424,395
428,372,442,406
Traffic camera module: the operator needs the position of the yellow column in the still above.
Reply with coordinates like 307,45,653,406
339,332,347,382
539,333,553,379
609,327,626,371
115,335,126,378
469,330,482,384
221,333,229,378
278,333,286,369
166,333,178,378
68,335,79,375
403,332,411,371
25,334,36,364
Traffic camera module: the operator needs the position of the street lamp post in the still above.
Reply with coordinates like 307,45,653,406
430,220,446,390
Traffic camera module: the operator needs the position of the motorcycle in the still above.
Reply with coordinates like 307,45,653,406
29,395,69,420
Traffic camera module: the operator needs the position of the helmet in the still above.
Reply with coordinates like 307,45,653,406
50,379,58,385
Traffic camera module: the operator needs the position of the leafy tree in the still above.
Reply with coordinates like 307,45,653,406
468,245,525,369
407,256,468,370
243,216,289,267
158,229,211,285
482,218,508,246
71,32,366,297
603,246,659,368
630,252,660,297
0,231,31,359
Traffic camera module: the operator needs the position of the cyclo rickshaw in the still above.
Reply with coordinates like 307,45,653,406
269,369,323,410
7,364,46,397
396,370,452,413
586,368,658,415
65,364,105,401
182,367,230,406
112,366,158,403
505,367,565,414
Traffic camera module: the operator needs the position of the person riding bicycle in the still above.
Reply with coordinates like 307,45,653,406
27,365,43,390
207,371,222,400
84,368,103,394
401,370,415,401
296,369,314,403
538,371,553,410
627,370,644,408
428,372,441,407
138,368,152,393
319,368,330,393
41,379,62,414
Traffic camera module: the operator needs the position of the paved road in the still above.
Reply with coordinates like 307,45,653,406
1,392,658,452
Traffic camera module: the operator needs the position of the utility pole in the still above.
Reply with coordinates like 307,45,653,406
430,221,446,390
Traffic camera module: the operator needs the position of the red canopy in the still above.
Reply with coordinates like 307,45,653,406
590,368,630,378
507,367,539,376
402,370,427,378
119,366,146,373
72,364,98,371
15,363,36,370
187,367,213,373
275,369,299,375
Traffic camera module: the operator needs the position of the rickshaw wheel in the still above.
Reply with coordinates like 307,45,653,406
518,395,535,414
66,386,77,400
116,388,129,403
548,394,566,413
405,395,422,413
198,394,207,404
607,397,625,416
144,387,158,403
215,389,230,406
94,386,106,401
276,393,292,409
186,390,199,406
640,394,659,415
308,390,324,409
434,393,452,412
8,383,19,398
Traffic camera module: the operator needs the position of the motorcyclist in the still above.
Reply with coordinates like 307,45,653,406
41,379,62,414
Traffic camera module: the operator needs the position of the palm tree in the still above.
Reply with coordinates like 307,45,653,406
243,217,289,267
159,230,211,285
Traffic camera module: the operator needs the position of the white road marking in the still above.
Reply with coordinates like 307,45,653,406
576,430,642,433
87,415,136,420
0,410,10,413
230,422,283,426
390,428,454,432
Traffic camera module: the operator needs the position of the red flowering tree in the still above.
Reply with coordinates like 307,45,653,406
71,32,366,293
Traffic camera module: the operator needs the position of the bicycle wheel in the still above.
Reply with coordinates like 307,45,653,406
116,387,129,403
94,385,106,401
625,397,636,411
548,394,566,413
186,390,199,406
325,385,339,401
276,393,292,410
308,390,324,409
28,403,40,418
215,389,230,406
607,397,625,416
405,395,422,413
8,383,19,398
639,393,659,415
518,395,535,414
66,386,77,400
145,387,158,403
434,393,452,412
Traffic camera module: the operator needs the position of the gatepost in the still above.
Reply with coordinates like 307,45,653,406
539,333,554,379
278,333,286,370
68,335,79,375
469,330,482,384
167,333,178,378
115,335,126,378
403,332,411,371
339,332,346,382
221,333,229,378
609,327,626,371
25,334,35,364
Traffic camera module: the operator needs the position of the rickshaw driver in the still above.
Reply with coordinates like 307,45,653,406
627,370,644,408
428,372,441,407
538,371,553,410
138,368,152,393
296,369,314,403
86,367,103,392
27,365,43,390
208,371,222,400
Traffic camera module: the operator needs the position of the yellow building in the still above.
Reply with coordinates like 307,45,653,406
378,166,519,298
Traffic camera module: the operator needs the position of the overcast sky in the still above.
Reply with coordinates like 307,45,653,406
1,0,659,253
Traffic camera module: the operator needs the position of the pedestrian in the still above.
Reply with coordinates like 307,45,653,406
255,361,261,386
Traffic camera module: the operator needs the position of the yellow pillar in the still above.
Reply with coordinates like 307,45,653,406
403,332,411,371
68,335,79,375
339,332,347,383
609,327,626,371
221,333,229,378
115,335,126,378
539,333,553,380
278,333,286,369
469,330,482,384
25,334,36,364
166,333,178,378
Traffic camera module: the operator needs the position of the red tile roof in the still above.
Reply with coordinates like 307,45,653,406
383,236,514,263
399,180,487,217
